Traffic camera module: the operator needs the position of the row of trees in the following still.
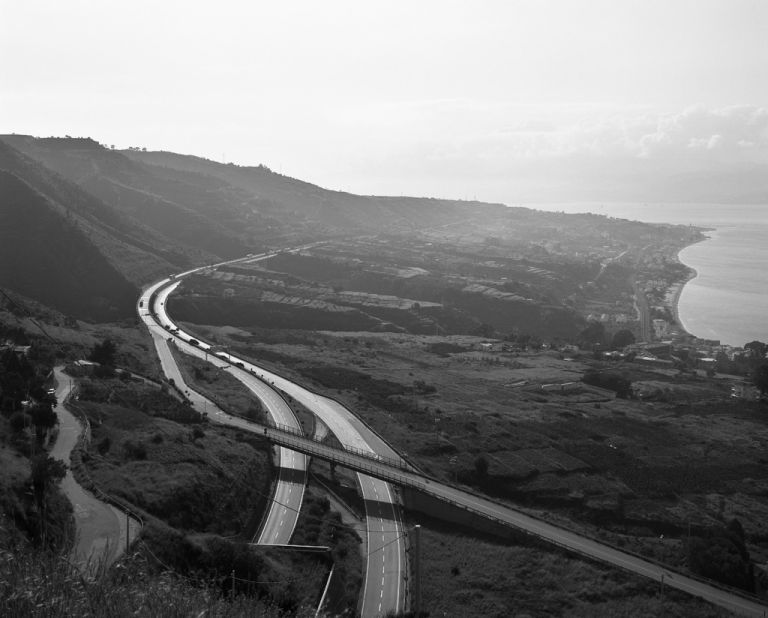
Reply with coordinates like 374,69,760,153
577,322,636,350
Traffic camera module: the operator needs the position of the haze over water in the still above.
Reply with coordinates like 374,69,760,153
532,203,768,347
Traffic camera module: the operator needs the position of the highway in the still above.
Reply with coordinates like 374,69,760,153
143,261,406,617
138,277,307,546
134,251,768,617
256,424,768,618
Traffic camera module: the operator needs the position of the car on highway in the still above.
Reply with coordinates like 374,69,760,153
189,339,199,346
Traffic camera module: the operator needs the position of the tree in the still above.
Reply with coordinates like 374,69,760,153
744,340,767,361
30,454,67,512
578,321,606,346
611,329,635,349
9,411,28,433
687,519,753,591
474,455,489,478
474,322,495,338
30,403,57,443
583,369,632,398
89,338,117,367
752,362,768,397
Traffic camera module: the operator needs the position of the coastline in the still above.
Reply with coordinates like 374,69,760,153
665,232,710,340
666,267,697,332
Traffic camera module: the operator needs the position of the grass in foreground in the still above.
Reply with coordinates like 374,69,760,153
414,517,731,618
0,542,322,618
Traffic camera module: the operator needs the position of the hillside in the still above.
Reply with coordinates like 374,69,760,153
0,134,702,329
1,135,262,259
125,149,504,232
0,140,190,285
0,171,137,321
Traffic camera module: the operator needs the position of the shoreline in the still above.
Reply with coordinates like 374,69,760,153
667,267,698,332
665,232,711,340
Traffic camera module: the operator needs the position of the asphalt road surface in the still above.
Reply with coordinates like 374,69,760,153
50,367,140,576
144,271,406,617
136,253,768,617
139,281,307,546
258,426,768,618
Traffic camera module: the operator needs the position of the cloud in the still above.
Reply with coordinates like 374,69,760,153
315,102,768,203
396,104,768,173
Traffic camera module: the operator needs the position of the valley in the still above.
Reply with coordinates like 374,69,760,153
0,135,766,617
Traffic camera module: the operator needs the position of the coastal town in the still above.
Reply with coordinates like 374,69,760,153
579,238,766,402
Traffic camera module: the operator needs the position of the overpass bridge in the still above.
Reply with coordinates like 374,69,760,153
263,422,425,489
262,421,768,617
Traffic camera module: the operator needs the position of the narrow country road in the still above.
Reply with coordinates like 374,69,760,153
50,367,141,576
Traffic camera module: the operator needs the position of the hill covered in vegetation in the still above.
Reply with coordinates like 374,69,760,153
0,171,137,322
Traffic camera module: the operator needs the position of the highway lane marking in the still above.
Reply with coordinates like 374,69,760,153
143,269,768,618
149,280,404,613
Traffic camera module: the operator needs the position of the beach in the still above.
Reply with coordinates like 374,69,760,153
533,203,768,347
675,217,768,347
665,268,697,334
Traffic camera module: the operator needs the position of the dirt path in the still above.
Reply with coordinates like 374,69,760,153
50,367,141,576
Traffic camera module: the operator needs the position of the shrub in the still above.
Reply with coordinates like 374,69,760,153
582,369,632,398
123,440,147,460
10,411,28,433
96,436,111,455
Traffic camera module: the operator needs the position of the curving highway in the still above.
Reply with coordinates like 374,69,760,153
138,275,307,546
135,251,768,617
141,256,406,617
261,423,768,618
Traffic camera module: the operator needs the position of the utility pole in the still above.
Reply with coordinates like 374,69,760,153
660,572,665,617
231,569,235,600
412,525,421,617
126,510,129,552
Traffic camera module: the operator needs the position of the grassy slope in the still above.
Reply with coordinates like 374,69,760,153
0,171,137,322
0,545,321,617
416,520,730,617
0,139,183,286
74,376,272,537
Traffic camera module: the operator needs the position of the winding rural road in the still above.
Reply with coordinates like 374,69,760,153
50,367,141,576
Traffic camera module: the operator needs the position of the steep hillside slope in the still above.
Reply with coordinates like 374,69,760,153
123,149,505,231
3,135,510,253
2,136,289,255
0,140,188,284
0,171,137,321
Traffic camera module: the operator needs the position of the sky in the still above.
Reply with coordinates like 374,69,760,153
3,0,768,204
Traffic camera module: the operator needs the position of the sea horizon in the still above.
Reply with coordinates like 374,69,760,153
527,202,768,347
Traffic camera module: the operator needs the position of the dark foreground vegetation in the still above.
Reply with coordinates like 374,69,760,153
413,517,730,618
0,542,322,617
0,323,72,554
0,313,363,616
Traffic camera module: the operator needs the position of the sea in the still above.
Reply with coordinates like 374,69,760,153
528,203,768,347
